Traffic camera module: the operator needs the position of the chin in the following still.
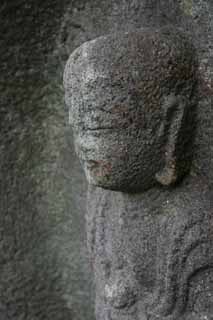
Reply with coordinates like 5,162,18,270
87,177,155,193
84,166,156,192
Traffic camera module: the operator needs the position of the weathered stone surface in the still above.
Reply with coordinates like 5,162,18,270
64,27,198,192
61,0,212,184
87,180,212,320
64,27,212,319
1,0,212,319
0,1,93,319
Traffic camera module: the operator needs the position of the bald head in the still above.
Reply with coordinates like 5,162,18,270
64,27,197,192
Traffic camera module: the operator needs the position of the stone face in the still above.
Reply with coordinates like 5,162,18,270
64,27,212,319
64,27,197,192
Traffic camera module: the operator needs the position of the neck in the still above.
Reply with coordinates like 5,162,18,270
87,184,169,218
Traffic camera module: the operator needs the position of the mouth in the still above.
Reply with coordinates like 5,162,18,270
82,126,118,135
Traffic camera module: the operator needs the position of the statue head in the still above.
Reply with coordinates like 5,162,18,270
64,27,198,192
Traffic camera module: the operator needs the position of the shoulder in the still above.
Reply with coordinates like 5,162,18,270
160,175,211,237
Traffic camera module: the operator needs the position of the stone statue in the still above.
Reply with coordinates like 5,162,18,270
64,27,213,320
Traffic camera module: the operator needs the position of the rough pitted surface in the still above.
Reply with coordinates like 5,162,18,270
0,0,212,319
61,0,212,184
0,1,93,319
65,27,212,320
64,28,198,192
87,177,212,319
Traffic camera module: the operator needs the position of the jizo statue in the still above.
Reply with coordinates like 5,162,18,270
64,27,213,320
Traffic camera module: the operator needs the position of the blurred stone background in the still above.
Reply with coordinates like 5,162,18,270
0,1,212,319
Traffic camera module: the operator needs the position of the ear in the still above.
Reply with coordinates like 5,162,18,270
155,94,189,186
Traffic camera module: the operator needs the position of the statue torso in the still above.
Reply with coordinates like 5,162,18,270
87,175,212,319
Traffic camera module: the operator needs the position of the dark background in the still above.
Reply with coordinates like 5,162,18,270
0,1,212,319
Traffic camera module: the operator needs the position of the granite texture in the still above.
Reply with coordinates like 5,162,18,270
0,1,93,319
64,28,198,192
0,0,212,319
87,178,212,319
64,27,212,319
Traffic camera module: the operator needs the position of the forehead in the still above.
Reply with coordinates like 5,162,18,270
67,32,154,85
64,28,195,114
66,35,154,114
